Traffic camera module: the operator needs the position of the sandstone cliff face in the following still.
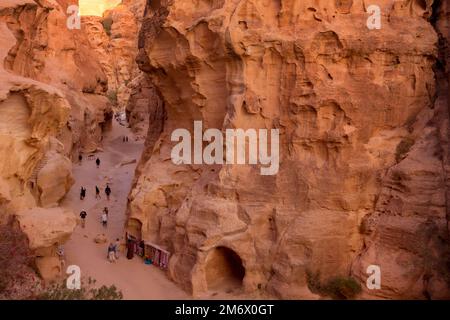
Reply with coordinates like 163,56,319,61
125,73,162,138
82,0,146,113
0,0,113,281
128,0,450,299
0,1,72,214
15,207,76,280
351,0,450,300
3,0,113,155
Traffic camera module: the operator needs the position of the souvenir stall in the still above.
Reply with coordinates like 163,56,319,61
125,233,170,269
143,241,170,270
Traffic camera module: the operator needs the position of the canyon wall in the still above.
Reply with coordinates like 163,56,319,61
77,0,160,139
82,0,145,110
352,0,450,299
0,0,112,283
80,0,152,137
128,0,450,299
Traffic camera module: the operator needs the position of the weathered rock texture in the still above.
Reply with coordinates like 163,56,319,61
128,0,450,299
82,0,147,113
0,0,113,281
15,207,76,280
125,73,161,138
351,0,450,300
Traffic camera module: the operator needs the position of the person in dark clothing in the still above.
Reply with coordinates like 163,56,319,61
79,211,87,228
105,184,111,200
95,186,101,199
78,154,82,164
95,158,100,168
80,187,86,200
126,240,134,260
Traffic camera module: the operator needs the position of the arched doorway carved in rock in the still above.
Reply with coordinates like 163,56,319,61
126,217,142,239
205,246,245,292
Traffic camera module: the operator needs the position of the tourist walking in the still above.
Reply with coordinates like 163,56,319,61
105,184,111,200
103,207,109,217
107,242,116,263
95,186,101,199
126,240,134,260
80,187,86,200
101,211,108,228
96,157,101,168
78,154,83,165
56,244,65,273
79,210,87,228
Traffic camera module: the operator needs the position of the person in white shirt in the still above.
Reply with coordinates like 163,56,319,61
56,244,65,274
101,212,108,228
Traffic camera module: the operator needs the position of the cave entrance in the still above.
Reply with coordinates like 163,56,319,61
126,218,142,240
205,247,245,292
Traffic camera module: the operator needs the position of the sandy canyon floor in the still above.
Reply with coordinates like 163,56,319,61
62,119,188,300
62,118,268,300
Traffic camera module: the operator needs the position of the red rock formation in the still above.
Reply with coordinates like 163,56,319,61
352,0,450,300
128,0,450,299
0,0,113,281
82,0,147,113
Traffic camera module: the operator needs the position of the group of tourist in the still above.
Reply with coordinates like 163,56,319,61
79,185,112,228
95,184,112,200
77,154,120,263
78,156,113,229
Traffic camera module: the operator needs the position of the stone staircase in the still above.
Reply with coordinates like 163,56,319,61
29,154,50,182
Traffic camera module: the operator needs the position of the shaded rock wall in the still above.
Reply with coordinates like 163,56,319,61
125,73,162,138
352,0,450,300
128,0,450,299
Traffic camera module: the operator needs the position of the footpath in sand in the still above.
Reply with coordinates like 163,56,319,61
62,119,188,300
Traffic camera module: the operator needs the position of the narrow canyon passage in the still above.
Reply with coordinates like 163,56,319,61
62,119,187,300
0,0,448,302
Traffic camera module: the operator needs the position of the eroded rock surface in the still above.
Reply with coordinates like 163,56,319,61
82,0,146,111
127,0,450,299
0,0,112,281
15,207,76,280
